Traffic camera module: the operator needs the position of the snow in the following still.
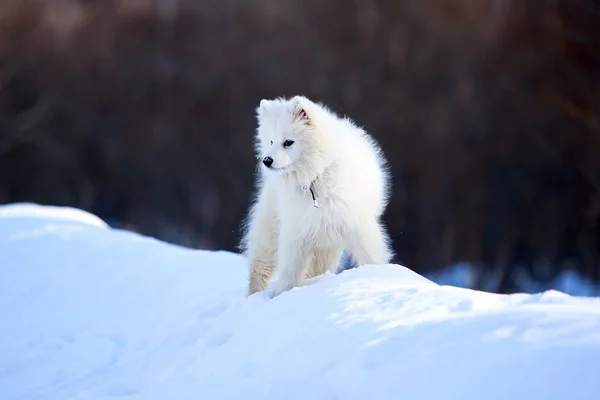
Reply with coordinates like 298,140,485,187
1,203,600,400
427,262,600,297
0,202,109,229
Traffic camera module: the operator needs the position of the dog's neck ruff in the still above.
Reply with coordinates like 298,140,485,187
275,168,321,209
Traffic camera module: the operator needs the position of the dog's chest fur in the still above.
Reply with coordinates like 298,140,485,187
274,173,347,246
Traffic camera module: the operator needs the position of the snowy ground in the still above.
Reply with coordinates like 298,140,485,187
426,262,599,297
1,203,600,400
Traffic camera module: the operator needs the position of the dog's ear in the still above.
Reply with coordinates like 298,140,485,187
259,99,271,110
257,99,272,118
290,96,311,125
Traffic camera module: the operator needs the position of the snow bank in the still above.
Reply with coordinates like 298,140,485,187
1,203,599,400
0,202,109,229
427,262,599,297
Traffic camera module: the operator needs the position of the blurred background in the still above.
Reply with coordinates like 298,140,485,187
1,0,599,295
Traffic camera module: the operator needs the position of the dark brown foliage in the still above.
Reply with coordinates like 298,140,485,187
1,0,599,292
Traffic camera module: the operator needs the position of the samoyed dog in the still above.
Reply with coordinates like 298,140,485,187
240,95,393,296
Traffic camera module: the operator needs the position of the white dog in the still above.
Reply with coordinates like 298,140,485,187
240,96,393,296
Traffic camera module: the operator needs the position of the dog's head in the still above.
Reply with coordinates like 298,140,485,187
254,96,318,176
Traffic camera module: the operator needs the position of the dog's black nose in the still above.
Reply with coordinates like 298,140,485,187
262,157,273,167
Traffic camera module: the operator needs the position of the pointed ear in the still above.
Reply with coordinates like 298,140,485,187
259,99,270,110
256,99,272,118
290,96,311,125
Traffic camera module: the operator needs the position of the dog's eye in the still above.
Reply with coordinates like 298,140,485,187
283,140,294,147
270,141,273,145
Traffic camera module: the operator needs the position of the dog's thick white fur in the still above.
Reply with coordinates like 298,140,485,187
240,95,393,296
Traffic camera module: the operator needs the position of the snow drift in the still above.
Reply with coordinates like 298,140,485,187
1,203,599,400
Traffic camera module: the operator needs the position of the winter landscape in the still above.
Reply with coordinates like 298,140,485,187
2,202,600,400
2,1,600,399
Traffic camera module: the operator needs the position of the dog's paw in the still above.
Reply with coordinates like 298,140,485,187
271,280,293,298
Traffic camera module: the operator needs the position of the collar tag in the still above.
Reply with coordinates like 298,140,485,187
309,187,319,208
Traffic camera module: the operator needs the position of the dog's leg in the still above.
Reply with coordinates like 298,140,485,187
347,219,393,267
244,188,279,296
305,246,344,279
272,230,310,296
